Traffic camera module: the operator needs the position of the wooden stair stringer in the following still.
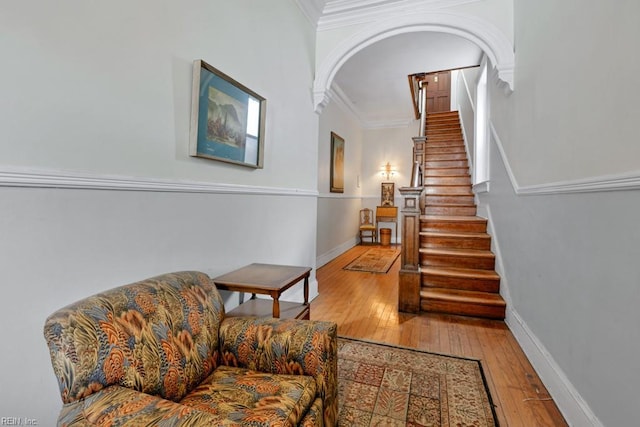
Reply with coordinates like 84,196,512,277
418,111,506,320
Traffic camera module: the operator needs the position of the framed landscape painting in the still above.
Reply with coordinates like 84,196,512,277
189,59,266,168
330,132,344,193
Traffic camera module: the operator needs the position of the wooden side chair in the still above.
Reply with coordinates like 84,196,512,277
359,208,377,244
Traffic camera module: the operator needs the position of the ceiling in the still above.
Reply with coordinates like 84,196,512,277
297,0,485,128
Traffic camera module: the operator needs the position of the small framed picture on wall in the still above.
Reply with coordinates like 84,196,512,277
330,132,345,193
381,182,394,206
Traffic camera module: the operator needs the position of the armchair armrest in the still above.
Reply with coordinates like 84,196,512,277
219,317,338,427
57,385,222,426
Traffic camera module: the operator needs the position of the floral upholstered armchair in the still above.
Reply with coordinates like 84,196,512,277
44,271,337,426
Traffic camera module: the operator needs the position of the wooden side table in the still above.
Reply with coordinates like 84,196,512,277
212,263,311,320
376,205,398,244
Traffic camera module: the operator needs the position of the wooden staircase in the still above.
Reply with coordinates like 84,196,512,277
418,111,506,319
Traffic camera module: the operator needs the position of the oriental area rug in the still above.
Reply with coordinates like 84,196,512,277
343,246,401,274
337,337,498,427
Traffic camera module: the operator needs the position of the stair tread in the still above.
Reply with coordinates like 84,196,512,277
419,112,505,319
421,266,500,279
423,203,476,208
420,247,495,258
422,215,486,222
420,288,506,306
425,192,473,196
425,200,475,207
424,173,470,176
424,163,468,167
425,190,473,194
420,230,490,239
424,185,473,189
424,178,471,181
424,177,471,180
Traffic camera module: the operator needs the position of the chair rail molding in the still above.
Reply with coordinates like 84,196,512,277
0,166,318,197
313,11,514,113
490,124,640,195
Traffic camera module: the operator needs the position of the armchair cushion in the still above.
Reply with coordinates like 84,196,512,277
219,317,338,427
180,366,317,425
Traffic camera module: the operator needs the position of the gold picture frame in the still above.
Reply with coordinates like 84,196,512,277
381,182,394,206
330,132,344,193
189,59,266,168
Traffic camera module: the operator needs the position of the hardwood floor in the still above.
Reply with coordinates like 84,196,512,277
311,244,568,426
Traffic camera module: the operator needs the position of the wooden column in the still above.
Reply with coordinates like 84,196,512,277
398,186,423,313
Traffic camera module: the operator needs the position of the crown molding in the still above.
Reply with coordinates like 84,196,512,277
293,0,326,28
328,83,415,129
327,83,366,123
319,0,481,31
0,166,318,197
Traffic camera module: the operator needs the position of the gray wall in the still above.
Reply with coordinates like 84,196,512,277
479,133,640,426
471,1,640,425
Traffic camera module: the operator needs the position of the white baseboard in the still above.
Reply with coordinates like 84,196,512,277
316,237,357,268
477,203,513,309
505,309,604,427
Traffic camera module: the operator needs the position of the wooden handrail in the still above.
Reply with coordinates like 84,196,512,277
408,64,480,121
407,74,421,120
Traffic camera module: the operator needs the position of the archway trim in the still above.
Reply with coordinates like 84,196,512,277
313,11,515,112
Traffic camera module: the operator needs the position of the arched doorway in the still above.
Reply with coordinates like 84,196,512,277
313,11,514,113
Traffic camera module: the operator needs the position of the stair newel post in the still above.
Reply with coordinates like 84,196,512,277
398,186,424,313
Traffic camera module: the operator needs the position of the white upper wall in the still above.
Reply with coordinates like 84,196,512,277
361,125,418,198
492,0,640,186
0,0,318,190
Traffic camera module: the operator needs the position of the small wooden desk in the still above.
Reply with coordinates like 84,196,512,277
212,263,311,320
376,206,398,244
